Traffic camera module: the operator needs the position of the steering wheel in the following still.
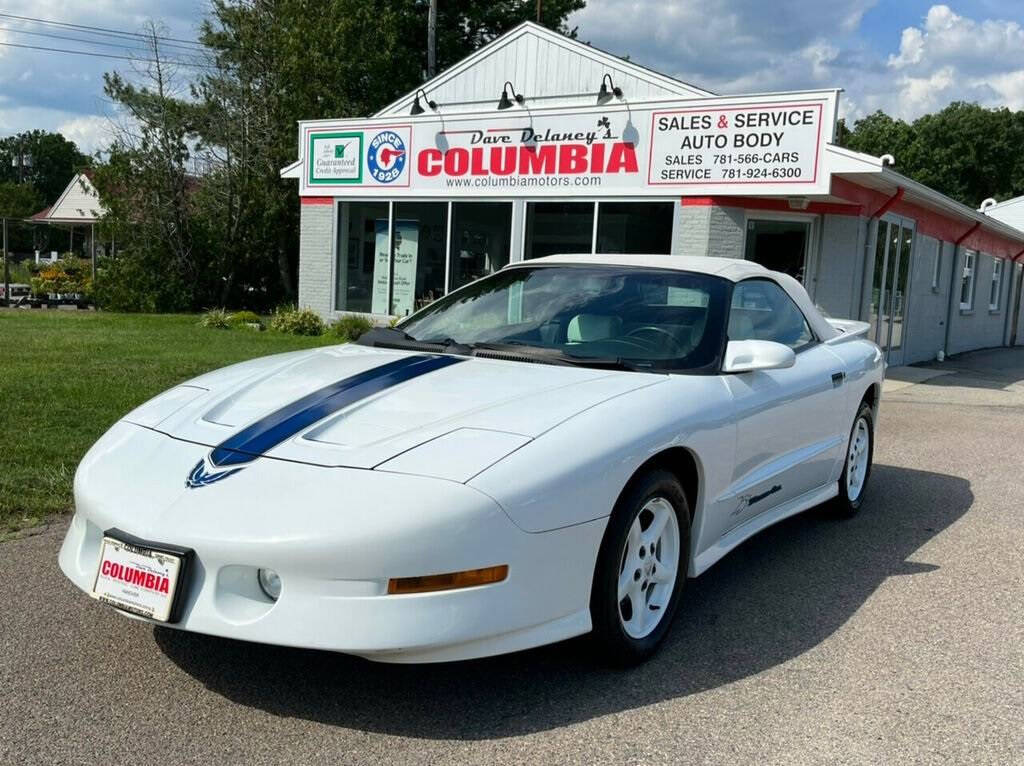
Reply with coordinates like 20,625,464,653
625,326,686,353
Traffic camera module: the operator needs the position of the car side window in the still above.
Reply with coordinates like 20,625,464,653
728,279,814,350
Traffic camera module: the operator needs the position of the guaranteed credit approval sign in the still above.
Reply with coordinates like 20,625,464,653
298,90,838,198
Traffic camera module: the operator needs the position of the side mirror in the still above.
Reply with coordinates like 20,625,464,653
722,339,796,373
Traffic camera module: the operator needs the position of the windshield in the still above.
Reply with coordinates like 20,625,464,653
396,265,730,373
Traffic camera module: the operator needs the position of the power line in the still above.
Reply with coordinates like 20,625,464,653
0,24,209,57
0,12,206,49
0,40,216,70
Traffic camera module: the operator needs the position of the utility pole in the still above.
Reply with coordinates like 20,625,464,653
3,217,8,308
427,0,437,79
536,0,541,22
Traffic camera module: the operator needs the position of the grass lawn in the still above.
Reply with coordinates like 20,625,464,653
0,310,338,538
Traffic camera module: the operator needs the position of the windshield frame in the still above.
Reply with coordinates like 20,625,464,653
394,262,732,375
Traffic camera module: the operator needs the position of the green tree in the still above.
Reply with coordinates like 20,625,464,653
93,23,207,311
840,103,1024,208
0,181,46,255
0,130,90,203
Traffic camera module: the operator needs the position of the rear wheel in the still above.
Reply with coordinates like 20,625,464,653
832,402,874,517
590,470,690,665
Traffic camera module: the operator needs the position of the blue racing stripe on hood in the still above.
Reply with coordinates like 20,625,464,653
209,354,463,467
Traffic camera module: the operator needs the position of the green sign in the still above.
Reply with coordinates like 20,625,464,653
309,131,363,185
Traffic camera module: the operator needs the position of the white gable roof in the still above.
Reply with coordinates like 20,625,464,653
984,195,1024,232
32,173,104,223
373,21,714,117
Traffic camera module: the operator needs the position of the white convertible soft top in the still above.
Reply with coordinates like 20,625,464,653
511,253,841,342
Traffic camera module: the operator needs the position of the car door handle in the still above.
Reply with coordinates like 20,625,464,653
831,371,846,387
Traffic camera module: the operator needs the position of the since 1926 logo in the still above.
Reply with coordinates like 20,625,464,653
367,130,407,183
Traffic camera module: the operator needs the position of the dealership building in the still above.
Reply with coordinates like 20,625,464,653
282,22,1024,365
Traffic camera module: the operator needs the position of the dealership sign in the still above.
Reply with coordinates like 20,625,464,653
299,90,838,197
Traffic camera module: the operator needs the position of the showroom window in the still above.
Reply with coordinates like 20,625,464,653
449,202,513,292
524,200,674,259
960,251,976,311
335,200,390,313
391,202,448,316
989,257,1003,311
595,202,674,254
523,202,594,259
337,201,512,315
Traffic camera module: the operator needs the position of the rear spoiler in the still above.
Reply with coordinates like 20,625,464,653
824,319,871,344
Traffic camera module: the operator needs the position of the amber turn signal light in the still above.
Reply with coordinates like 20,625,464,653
387,565,509,595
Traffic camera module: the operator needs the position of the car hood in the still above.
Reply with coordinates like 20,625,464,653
124,344,664,474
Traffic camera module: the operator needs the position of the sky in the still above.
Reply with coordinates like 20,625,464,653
1,1,1023,156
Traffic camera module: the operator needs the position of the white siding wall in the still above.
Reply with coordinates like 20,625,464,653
375,25,710,117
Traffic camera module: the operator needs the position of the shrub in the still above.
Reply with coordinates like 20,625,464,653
199,308,232,329
270,306,325,336
228,310,264,330
93,256,190,312
331,314,375,341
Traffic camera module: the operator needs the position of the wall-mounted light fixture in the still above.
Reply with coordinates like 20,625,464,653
497,81,525,110
597,74,623,104
410,89,437,115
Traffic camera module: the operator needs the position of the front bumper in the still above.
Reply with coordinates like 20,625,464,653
59,423,605,663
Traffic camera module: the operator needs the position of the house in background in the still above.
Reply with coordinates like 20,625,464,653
28,171,107,263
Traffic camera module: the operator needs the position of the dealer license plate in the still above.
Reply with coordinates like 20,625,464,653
91,534,186,623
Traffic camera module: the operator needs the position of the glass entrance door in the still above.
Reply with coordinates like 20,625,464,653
745,218,811,283
869,216,914,364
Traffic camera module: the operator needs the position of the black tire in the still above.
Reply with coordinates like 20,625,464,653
590,469,691,666
832,401,875,517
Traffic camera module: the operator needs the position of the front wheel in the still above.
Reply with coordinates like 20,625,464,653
590,470,690,665
833,402,875,517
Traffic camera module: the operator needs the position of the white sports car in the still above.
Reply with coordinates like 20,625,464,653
59,254,884,664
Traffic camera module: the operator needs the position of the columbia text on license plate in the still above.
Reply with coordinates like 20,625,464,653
92,536,184,622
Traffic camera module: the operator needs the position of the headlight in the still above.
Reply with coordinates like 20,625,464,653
257,568,282,601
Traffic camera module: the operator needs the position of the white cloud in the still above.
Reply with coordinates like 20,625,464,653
571,1,1024,122
881,4,1024,114
57,115,113,155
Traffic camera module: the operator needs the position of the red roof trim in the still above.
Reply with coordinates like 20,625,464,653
300,196,334,206
830,176,1024,258
680,196,862,216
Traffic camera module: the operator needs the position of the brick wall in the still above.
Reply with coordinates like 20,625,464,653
675,203,744,258
298,202,334,317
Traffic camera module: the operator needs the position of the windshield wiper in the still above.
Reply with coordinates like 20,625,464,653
358,331,643,371
468,342,642,371
357,328,476,355
357,327,442,351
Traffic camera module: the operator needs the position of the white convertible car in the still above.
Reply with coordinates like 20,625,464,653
60,255,883,664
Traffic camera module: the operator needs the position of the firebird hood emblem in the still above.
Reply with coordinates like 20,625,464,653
185,460,244,489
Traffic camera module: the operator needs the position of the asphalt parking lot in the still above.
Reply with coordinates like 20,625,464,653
2,348,1023,765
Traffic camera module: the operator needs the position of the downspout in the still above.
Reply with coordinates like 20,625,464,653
1009,249,1024,346
870,187,904,219
857,187,904,322
943,221,982,359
